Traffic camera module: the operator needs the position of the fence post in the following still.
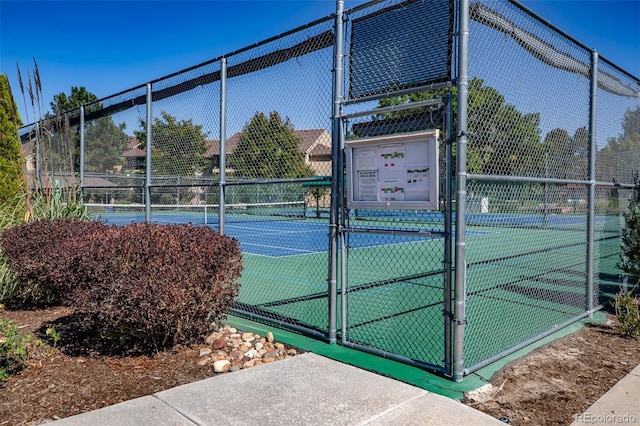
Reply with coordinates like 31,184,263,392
586,50,598,313
444,91,454,376
35,121,41,189
219,57,228,235
145,82,152,223
453,0,470,383
328,0,344,344
79,105,85,199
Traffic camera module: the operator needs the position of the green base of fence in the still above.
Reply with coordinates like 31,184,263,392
225,310,608,401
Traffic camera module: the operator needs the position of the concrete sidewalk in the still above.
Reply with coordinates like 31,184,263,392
45,353,504,426
570,363,640,426
45,353,640,426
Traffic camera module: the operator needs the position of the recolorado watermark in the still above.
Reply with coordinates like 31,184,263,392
574,412,637,424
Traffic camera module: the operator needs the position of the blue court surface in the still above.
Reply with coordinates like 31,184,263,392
90,208,612,258
91,211,487,258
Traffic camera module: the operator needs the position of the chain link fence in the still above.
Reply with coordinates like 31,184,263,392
19,0,639,381
462,0,639,373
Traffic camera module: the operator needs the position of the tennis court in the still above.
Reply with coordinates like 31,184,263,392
90,204,622,372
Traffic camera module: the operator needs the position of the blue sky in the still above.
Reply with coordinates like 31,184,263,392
1,0,639,124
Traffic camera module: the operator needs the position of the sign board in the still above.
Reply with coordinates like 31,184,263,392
346,130,440,211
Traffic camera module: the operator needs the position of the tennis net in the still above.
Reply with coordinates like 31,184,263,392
87,201,309,225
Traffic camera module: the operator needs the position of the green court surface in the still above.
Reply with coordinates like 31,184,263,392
231,216,627,376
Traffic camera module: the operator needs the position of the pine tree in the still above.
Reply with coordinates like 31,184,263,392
619,172,640,284
229,111,313,179
0,74,25,207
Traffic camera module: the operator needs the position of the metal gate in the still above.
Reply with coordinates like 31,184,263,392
336,95,455,376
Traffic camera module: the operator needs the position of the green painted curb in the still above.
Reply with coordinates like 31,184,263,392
225,310,609,401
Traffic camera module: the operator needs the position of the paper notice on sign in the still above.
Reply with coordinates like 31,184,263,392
357,170,378,201
378,179,405,201
378,144,405,170
356,150,377,170
405,163,430,201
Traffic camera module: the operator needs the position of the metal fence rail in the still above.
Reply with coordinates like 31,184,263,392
19,0,639,382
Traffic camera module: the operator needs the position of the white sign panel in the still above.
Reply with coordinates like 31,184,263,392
346,130,440,211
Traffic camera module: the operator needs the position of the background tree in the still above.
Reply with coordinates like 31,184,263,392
368,78,544,176
50,87,99,116
597,107,640,184
134,111,208,177
229,111,313,179
0,74,25,206
46,87,102,173
83,118,129,173
542,127,590,180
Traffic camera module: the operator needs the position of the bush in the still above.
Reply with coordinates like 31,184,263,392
0,190,89,305
1,220,243,350
619,174,640,284
72,223,242,349
613,292,640,337
0,219,107,306
0,318,38,380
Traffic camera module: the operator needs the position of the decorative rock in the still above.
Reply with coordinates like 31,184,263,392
241,332,255,342
229,338,243,348
211,338,227,350
212,359,232,373
197,324,296,372
205,332,222,345
244,349,258,359
229,350,244,360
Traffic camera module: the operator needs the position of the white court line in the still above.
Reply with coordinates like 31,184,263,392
225,223,327,232
241,241,319,256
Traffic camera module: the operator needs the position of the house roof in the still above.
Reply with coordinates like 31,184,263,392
21,140,34,157
122,136,146,158
25,174,120,189
204,133,242,158
122,147,146,158
49,128,332,160
203,128,330,158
